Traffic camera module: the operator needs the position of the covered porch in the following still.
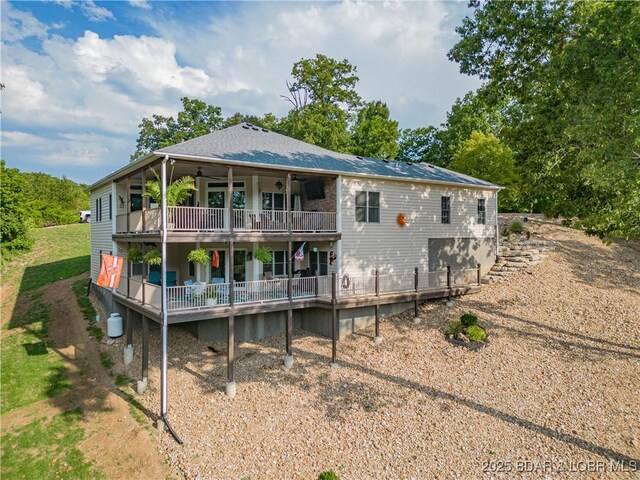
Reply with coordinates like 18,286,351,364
113,160,338,235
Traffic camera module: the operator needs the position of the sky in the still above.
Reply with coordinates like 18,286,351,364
1,0,480,185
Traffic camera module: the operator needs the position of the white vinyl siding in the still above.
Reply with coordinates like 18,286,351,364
340,176,497,277
90,184,115,281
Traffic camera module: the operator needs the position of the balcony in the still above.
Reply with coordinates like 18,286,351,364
115,207,337,235
113,266,481,315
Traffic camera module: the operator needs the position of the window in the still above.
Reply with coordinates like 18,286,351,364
271,251,289,276
95,197,102,222
132,263,143,276
355,191,380,223
478,199,486,225
109,194,112,220
130,185,143,212
310,251,328,276
262,192,286,211
441,196,450,224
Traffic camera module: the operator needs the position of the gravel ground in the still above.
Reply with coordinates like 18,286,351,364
116,218,640,479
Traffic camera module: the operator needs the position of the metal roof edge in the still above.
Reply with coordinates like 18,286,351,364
88,152,159,190
157,152,502,191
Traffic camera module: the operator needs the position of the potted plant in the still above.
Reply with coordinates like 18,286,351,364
187,248,210,266
127,246,143,263
253,245,273,264
143,248,162,266
143,166,196,228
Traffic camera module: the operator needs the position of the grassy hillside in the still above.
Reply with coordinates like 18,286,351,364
0,223,100,477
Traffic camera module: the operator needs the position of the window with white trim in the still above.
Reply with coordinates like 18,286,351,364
271,251,289,276
355,191,380,223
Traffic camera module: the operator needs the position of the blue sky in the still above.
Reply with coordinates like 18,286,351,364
1,0,479,185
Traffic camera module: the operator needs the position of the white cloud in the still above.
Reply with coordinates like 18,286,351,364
1,2,49,42
128,0,151,10
79,0,115,22
1,1,479,183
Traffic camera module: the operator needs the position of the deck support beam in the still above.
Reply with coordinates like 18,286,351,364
285,240,293,369
373,269,382,344
226,314,236,397
124,307,134,365
413,267,421,324
330,272,338,367
137,313,149,394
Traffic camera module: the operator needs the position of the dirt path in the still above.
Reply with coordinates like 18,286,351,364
2,275,168,479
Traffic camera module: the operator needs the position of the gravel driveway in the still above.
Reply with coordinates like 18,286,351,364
124,219,640,479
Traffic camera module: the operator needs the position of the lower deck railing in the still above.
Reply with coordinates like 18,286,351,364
115,265,481,313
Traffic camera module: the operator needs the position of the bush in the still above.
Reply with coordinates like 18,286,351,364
465,325,487,342
460,313,478,328
509,221,524,234
317,472,339,480
501,228,511,238
447,321,464,336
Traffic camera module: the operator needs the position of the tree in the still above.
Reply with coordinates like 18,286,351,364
221,112,279,130
131,97,224,160
449,0,640,238
284,54,361,111
278,54,361,153
350,101,399,159
451,131,520,211
0,161,33,258
396,127,445,165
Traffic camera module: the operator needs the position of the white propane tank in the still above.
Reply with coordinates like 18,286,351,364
107,313,123,338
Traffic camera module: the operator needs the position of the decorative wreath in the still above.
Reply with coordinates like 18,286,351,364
341,274,351,289
396,213,407,228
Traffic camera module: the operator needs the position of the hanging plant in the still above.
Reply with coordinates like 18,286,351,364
253,246,273,264
143,248,162,266
187,248,210,266
127,246,143,263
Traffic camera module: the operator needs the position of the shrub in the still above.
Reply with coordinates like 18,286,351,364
509,221,524,234
460,313,478,328
466,325,487,342
447,321,464,336
317,472,339,480
501,228,511,238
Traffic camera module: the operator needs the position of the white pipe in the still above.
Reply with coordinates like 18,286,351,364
160,155,168,416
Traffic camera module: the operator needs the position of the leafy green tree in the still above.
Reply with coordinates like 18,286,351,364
396,127,444,164
451,131,520,211
350,101,399,159
450,0,640,238
0,161,33,258
279,54,361,153
285,54,361,111
23,173,89,227
221,112,279,130
131,97,224,160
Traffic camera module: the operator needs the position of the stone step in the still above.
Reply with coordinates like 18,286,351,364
487,270,510,276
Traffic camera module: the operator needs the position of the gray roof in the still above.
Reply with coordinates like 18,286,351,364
155,123,499,189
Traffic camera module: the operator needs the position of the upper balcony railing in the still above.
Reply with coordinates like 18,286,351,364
115,207,337,234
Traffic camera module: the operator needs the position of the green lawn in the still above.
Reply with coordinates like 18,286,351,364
1,223,100,477
1,408,104,480
0,291,70,414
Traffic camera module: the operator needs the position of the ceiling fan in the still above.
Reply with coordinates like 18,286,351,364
195,167,223,180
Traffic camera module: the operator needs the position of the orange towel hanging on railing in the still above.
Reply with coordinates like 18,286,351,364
211,250,219,268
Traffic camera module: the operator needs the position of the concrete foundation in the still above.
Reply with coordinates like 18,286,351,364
284,354,294,370
136,378,148,395
226,381,237,398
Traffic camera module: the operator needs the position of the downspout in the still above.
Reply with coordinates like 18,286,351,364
495,190,500,261
160,155,183,445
